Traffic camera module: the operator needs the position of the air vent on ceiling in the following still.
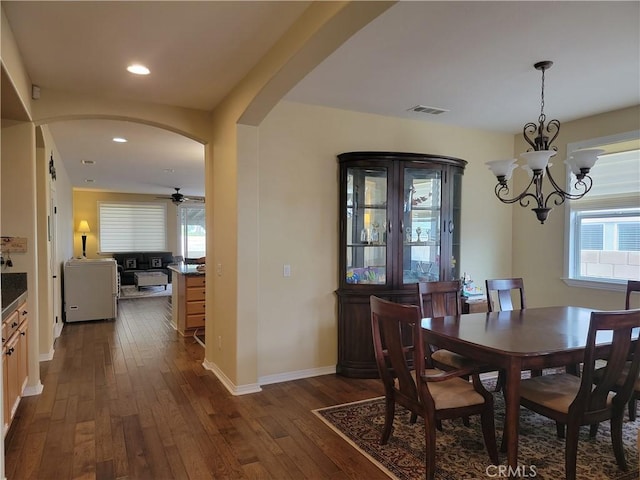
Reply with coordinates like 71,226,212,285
407,105,449,115
81,160,95,165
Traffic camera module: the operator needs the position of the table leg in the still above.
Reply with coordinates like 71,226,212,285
504,360,522,475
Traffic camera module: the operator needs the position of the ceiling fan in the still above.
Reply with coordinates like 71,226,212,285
157,188,204,206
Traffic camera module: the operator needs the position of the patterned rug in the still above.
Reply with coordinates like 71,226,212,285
119,283,172,299
313,385,640,480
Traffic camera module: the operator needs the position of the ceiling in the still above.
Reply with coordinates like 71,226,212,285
2,1,638,197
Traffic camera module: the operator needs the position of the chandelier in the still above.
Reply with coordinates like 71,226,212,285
486,61,602,224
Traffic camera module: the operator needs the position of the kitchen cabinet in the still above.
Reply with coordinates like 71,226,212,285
336,151,466,378
3,300,28,433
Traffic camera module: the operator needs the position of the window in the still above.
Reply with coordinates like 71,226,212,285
99,202,167,252
564,131,640,289
179,204,205,259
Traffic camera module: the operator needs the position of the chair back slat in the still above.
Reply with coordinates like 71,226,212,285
417,280,461,318
485,278,526,312
626,280,640,310
576,309,640,415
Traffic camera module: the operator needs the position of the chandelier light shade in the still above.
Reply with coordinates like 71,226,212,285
486,61,602,224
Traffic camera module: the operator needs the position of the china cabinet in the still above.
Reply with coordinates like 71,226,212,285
336,151,466,377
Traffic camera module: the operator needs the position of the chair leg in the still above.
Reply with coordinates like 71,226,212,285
425,417,438,480
531,369,542,377
494,370,505,392
611,413,628,471
381,395,395,445
565,423,580,480
589,423,598,438
480,407,499,465
463,416,470,427
628,397,637,421
409,412,418,424
556,421,565,439
499,429,507,454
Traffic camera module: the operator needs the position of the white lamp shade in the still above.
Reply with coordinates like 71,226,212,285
486,159,518,178
523,163,552,178
570,148,604,170
563,158,581,176
77,220,91,233
520,150,556,171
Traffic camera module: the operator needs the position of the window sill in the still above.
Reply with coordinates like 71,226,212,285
562,277,627,292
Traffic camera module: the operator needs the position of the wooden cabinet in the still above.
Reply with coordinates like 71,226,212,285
176,274,206,335
462,299,488,314
336,151,466,378
3,301,28,433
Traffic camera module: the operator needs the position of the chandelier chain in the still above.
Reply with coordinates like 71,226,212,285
539,67,546,124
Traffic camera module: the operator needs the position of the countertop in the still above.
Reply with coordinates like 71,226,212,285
168,263,206,276
2,273,28,320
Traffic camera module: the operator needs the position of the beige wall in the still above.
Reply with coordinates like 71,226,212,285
512,105,640,309
254,100,514,379
0,122,42,394
206,1,395,389
72,190,180,258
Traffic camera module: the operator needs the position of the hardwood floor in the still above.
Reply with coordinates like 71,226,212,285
4,297,386,479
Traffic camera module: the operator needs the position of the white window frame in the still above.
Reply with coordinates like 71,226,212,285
563,130,640,291
98,201,168,253
178,203,206,259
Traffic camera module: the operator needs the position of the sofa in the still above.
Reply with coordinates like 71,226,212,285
112,252,175,285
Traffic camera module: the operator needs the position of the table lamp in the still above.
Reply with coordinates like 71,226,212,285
77,220,90,257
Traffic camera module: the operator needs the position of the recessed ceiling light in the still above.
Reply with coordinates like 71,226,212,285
112,137,127,143
163,168,175,173
81,160,95,165
84,179,95,183
127,64,150,75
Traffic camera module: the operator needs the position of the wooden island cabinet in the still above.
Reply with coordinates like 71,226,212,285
336,151,466,378
169,263,206,336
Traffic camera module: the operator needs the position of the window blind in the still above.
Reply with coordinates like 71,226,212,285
99,202,167,252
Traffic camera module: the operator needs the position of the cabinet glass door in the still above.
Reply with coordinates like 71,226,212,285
345,167,387,285
450,169,463,280
402,168,441,284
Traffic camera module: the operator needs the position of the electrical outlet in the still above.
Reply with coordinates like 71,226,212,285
216,263,223,277
283,264,291,277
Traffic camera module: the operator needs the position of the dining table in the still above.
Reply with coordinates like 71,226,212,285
421,305,609,474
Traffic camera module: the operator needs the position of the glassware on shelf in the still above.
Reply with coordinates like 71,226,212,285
405,227,412,243
371,223,380,244
360,227,369,244
416,227,422,242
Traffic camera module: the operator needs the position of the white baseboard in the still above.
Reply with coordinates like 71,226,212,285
258,365,336,386
201,359,337,395
39,348,54,362
54,322,64,338
23,381,44,397
202,358,261,396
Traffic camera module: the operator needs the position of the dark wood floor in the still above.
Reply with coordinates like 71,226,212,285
4,297,387,479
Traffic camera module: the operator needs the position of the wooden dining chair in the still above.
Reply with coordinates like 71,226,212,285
592,280,640,421
417,281,494,375
484,277,541,389
485,277,526,312
517,308,640,480
370,295,498,480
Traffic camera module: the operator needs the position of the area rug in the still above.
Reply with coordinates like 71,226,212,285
119,283,172,299
313,387,639,480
